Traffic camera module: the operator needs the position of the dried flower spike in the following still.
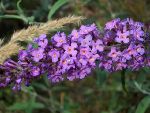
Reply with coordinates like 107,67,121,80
0,16,84,64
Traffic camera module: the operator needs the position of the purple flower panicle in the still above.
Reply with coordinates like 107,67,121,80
0,18,150,90
0,24,103,90
100,18,147,72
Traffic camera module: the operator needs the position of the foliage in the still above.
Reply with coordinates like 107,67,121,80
135,96,150,113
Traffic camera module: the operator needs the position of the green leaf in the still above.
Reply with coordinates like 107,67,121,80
0,14,29,24
48,0,69,20
8,94,45,113
17,0,24,15
133,81,150,95
31,103,45,109
8,103,27,110
0,15,27,22
0,1,5,11
135,96,150,113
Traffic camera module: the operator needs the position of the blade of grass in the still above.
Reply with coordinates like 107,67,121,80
135,96,150,113
133,80,150,95
48,0,69,20
0,14,28,23
17,0,24,15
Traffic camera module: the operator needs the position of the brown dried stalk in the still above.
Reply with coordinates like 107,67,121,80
0,16,84,64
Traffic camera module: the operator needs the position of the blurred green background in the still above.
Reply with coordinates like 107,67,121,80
0,0,150,113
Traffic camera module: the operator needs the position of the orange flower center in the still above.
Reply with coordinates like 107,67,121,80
59,39,63,43
82,50,86,54
53,53,57,57
112,53,117,57
68,48,72,52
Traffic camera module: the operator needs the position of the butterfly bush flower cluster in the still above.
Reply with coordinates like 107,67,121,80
0,24,104,90
99,18,148,72
0,18,150,90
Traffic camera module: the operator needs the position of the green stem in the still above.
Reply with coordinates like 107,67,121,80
121,69,128,93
